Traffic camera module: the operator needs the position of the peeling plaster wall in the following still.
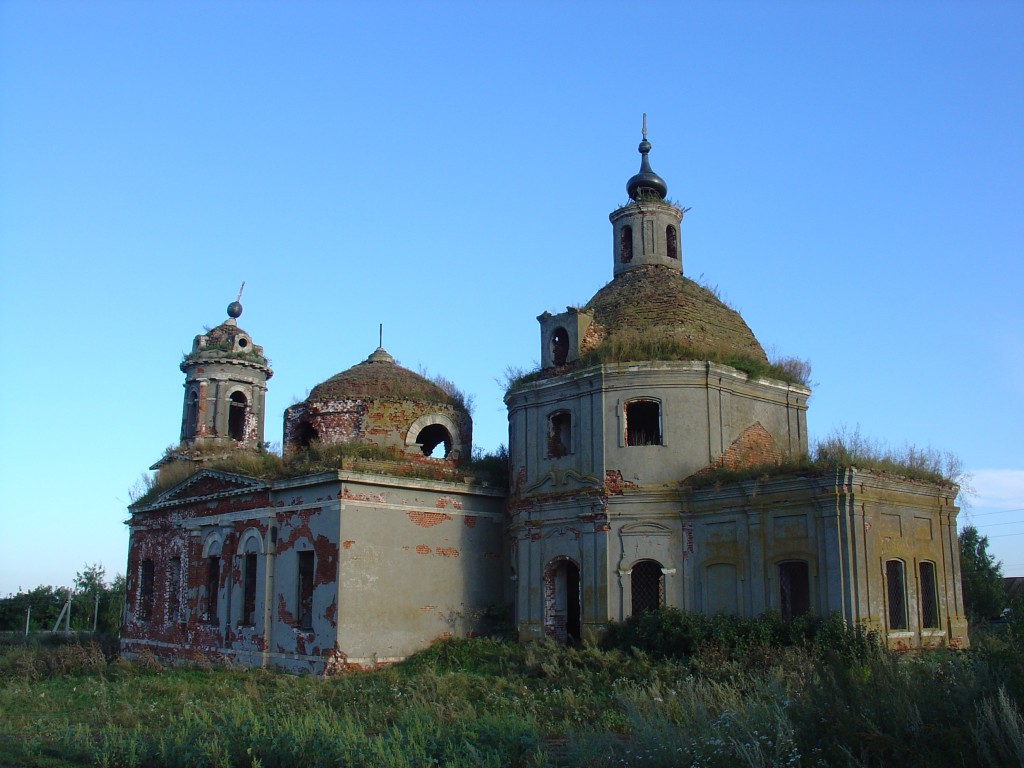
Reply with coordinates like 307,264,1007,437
123,470,505,674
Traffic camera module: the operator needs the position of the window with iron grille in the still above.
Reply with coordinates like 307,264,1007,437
886,559,907,630
631,560,665,615
919,561,939,629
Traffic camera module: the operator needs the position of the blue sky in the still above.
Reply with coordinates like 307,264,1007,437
1,1,1021,596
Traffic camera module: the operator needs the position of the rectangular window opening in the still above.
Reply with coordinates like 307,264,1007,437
625,400,662,446
297,551,314,630
547,411,572,457
167,557,182,623
139,559,154,621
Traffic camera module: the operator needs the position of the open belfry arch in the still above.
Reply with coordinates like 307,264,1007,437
123,119,968,675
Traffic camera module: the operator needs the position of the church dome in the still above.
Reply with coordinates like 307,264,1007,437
307,347,459,406
583,264,768,363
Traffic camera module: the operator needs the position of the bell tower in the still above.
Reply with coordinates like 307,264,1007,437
608,115,686,276
179,291,273,448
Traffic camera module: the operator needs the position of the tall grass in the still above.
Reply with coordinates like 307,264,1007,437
1,617,1021,768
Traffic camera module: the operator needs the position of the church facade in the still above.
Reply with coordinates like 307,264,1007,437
122,132,968,673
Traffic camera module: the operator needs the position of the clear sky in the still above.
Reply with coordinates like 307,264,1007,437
1,1,1021,596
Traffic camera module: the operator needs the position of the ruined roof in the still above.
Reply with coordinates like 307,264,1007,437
203,320,247,345
583,265,767,363
307,347,462,407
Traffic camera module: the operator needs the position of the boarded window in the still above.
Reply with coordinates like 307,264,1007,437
139,559,154,621
778,561,810,621
228,391,248,441
886,559,907,630
625,400,661,446
242,553,258,626
666,225,678,259
167,557,182,622
631,560,665,615
620,225,633,262
550,327,569,366
919,561,939,629
206,555,221,624
547,411,572,457
705,563,738,614
298,551,314,630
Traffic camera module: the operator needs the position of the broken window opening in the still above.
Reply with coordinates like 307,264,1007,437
666,224,678,259
294,418,318,449
242,553,258,626
919,561,939,629
139,559,154,621
778,560,810,621
547,410,572,457
886,559,908,631
624,399,662,446
631,560,665,615
228,391,248,441
206,555,221,624
167,557,182,623
416,423,453,458
297,551,314,630
550,327,569,367
620,225,633,262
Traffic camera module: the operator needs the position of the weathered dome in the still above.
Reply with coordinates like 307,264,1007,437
583,265,768,363
307,347,459,406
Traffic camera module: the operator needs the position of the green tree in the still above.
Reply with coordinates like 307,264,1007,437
959,525,1006,621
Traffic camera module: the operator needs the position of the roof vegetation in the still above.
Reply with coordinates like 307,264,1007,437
132,442,508,507
685,427,966,491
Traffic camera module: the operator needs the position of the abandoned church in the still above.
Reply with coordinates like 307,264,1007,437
122,130,969,673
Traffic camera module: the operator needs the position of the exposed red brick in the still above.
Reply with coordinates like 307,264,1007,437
407,510,452,528
342,540,355,550
415,545,431,555
435,546,460,558
463,515,477,528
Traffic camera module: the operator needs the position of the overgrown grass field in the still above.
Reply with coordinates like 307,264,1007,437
2,613,1022,767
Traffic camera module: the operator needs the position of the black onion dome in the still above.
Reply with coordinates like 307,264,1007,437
307,348,462,407
626,137,668,201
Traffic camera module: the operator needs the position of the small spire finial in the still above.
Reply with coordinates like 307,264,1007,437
236,281,245,302
642,113,647,141
379,323,383,349
227,281,245,319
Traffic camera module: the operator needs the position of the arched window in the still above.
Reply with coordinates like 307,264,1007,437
620,225,633,263
631,560,665,615
550,327,569,367
666,225,678,259
416,423,453,458
778,560,810,621
624,399,662,446
167,556,182,623
885,559,908,630
547,410,572,457
206,554,221,624
228,391,248,441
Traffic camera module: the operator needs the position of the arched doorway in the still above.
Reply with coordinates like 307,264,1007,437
544,558,581,644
